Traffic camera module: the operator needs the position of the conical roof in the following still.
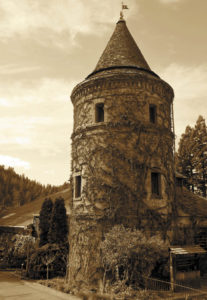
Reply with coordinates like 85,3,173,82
88,19,151,78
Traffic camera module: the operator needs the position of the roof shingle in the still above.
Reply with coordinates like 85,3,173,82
90,19,151,77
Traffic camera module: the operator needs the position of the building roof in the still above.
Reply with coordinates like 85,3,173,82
175,172,187,179
170,245,207,255
0,188,71,226
87,19,153,78
176,187,207,217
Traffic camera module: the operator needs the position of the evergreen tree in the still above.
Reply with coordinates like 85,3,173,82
39,198,53,247
192,116,207,197
177,116,207,197
48,197,68,245
177,125,195,192
0,165,62,209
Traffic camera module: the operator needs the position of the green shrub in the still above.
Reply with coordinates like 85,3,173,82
28,243,68,279
0,234,35,268
100,225,169,288
39,198,53,246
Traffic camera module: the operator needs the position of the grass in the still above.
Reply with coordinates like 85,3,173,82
38,277,71,294
37,277,179,299
0,187,71,226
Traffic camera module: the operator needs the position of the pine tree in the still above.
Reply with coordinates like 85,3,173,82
192,116,207,197
177,116,207,197
39,198,53,247
48,197,68,245
0,165,61,209
177,125,195,192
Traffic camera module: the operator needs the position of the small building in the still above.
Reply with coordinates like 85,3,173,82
33,214,40,237
170,245,207,291
175,172,186,188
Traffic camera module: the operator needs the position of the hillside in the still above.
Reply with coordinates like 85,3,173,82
4,185,207,227
0,187,71,226
0,165,67,209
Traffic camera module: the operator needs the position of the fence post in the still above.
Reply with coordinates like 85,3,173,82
170,252,174,292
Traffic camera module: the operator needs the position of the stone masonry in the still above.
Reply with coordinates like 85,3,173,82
68,18,175,287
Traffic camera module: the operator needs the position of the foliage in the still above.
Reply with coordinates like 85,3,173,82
39,198,53,246
48,197,68,245
192,116,207,197
38,277,71,294
0,234,35,268
100,225,169,287
177,116,207,197
0,165,66,209
29,197,69,279
105,281,157,300
177,125,195,191
71,97,174,235
28,243,68,279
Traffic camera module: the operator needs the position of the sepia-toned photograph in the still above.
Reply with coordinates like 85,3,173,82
0,0,207,299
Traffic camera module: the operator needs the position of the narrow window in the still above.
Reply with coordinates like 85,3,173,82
151,172,161,196
95,103,104,123
75,175,81,198
149,105,156,124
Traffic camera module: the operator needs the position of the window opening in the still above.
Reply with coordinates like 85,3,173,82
151,172,161,196
95,103,104,123
149,105,156,124
75,175,81,198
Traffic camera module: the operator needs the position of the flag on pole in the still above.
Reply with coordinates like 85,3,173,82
122,4,129,9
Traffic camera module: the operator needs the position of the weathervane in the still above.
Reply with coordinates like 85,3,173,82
120,2,129,20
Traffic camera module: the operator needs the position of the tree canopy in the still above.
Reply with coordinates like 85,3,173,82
0,165,68,209
39,198,54,247
100,225,169,287
48,197,68,245
29,196,69,279
177,116,207,197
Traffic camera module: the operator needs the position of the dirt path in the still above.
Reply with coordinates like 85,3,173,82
0,271,80,300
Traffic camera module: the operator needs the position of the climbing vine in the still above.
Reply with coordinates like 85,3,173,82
69,77,175,286
72,91,174,236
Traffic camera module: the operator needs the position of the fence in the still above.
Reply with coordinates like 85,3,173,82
143,276,207,299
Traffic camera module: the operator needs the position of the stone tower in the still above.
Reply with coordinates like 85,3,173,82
69,18,174,286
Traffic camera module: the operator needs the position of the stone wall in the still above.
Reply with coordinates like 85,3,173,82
69,71,175,286
0,225,29,235
71,72,174,219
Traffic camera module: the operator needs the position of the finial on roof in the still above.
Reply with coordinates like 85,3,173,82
120,10,124,20
119,2,129,21
88,12,152,78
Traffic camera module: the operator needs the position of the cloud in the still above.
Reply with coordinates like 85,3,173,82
0,77,73,184
0,98,11,107
161,63,207,101
0,78,76,106
160,63,207,142
0,64,41,75
0,155,30,169
0,0,137,185
159,0,183,3
0,136,30,145
0,0,134,42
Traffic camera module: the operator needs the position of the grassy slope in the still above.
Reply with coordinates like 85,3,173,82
0,187,71,226
2,185,206,227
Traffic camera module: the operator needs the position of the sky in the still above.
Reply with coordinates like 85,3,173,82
0,0,206,185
